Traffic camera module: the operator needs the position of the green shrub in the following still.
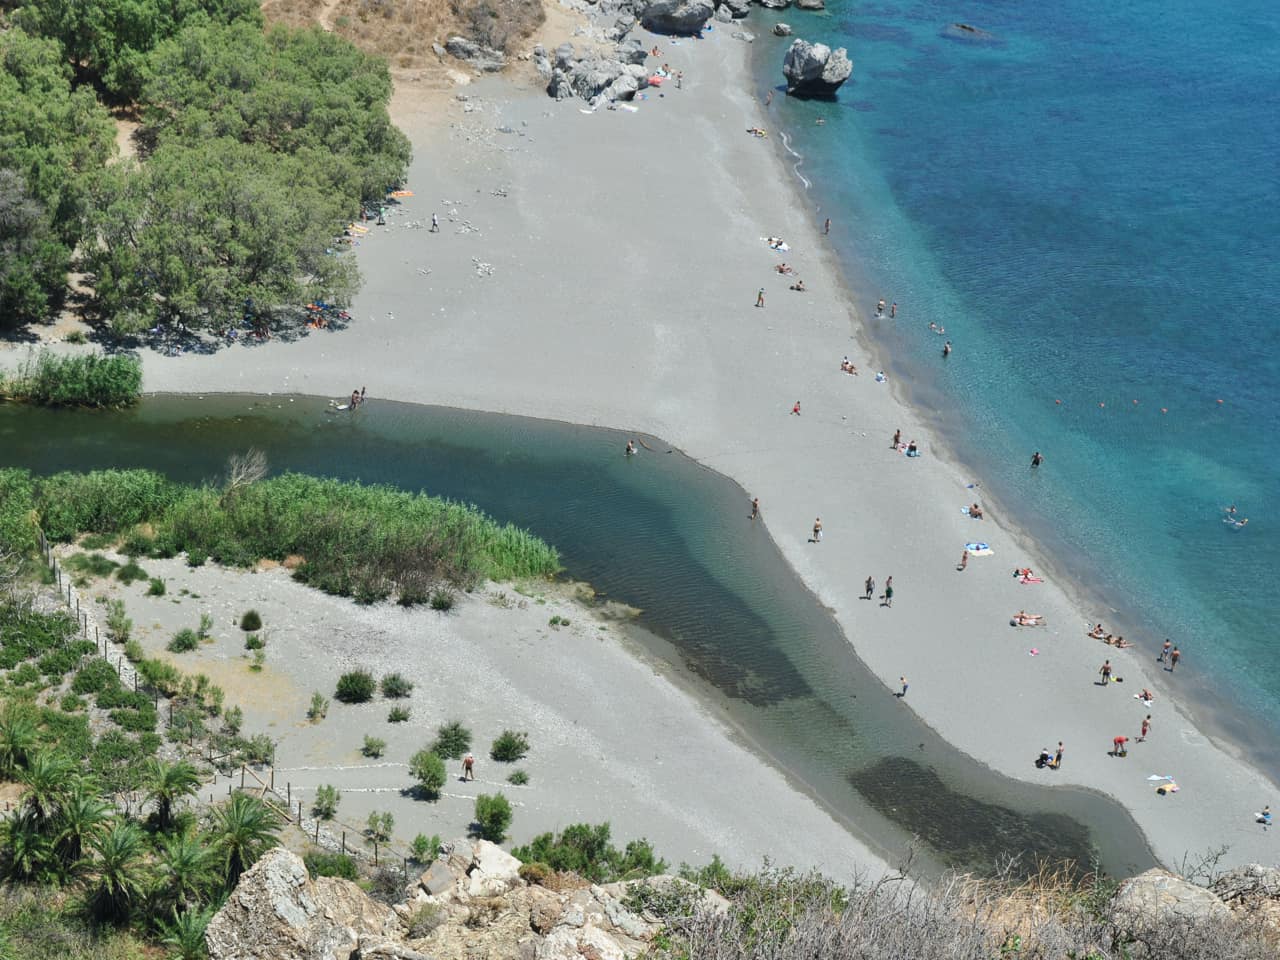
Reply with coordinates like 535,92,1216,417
249,649,265,672
409,750,446,799
243,733,274,764
405,903,445,938
37,469,177,541
197,613,213,640
308,692,330,721
72,658,122,695
335,670,376,703
137,658,181,695
304,850,357,880
244,633,264,650
60,692,85,712
223,706,244,736
111,705,158,733
123,639,145,662
473,793,512,843
63,552,118,578
146,577,166,596
429,589,455,611
387,706,410,723
431,720,471,759
366,810,394,843
120,530,155,557
312,784,340,819
513,824,668,884
380,672,413,698
105,599,132,643
10,662,42,687
115,560,149,584
518,861,551,885
490,730,529,763
240,610,262,631
361,735,386,758
410,833,441,863
38,642,92,679
79,532,116,550
167,628,199,653
507,769,529,786
186,552,207,567
6,351,142,408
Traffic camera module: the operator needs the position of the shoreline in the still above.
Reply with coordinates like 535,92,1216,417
741,34,1277,778
4,21,1275,874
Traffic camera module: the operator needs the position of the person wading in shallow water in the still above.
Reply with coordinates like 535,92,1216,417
750,497,760,520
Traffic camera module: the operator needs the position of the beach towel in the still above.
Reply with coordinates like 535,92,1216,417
964,542,989,552
619,104,639,112
389,189,414,198
1020,576,1044,584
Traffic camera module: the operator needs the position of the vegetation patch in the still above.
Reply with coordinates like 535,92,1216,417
514,823,667,884
335,670,376,704
490,729,529,763
431,720,471,759
0,352,142,408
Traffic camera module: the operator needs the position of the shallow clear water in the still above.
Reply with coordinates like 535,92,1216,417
0,396,1157,877
753,0,1280,759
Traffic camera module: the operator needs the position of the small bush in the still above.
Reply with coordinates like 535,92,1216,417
312,784,340,819
60,692,86,712
508,769,529,786
146,577,166,596
115,561,149,585
79,533,116,550
105,599,132,643
381,672,413,698
367,810,394,843
111,705,158,733
429,589,455,611
304,850,357,880
249,649,265,672
72,658,121,695
244,633,264,650
197,613,213,640
335,670,376,703
120,531,154,557
308,692,330,721
243,733,274,764
406,903,445,938
123,639,145,662
186,552,206,568
513,823,668,884
410,833,441,863
64,552,118,578
473,793,513,843
490,730,529,763
409,750,446,799
223,706,244,736
519,861,551,885
388,706,411,723
137,658,181,694
167,628,199,653
240,610,262,631
362,735,386,758
431,720,471,759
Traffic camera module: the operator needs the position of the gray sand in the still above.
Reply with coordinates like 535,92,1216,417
14,30,1275,870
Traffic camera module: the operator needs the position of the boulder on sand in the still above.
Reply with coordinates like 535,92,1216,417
640,0,716,35
795,0,824,8
773,22,791,36
782,38,852,96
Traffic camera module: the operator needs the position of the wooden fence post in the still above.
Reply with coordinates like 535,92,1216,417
341,832,346,854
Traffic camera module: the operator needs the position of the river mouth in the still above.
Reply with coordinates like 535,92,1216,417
0,393,1158,878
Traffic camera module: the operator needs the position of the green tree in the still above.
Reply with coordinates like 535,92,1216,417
409,750,446,800
156,832,214,914
143,758,201,831
0,169,69,324
472,793,512,844
211,793,279,888
1,808,55,881
52,781,111,871
19,749,75,826
0,704,38,778
86,819,149,923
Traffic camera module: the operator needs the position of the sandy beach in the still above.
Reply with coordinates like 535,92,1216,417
10,18,1275,874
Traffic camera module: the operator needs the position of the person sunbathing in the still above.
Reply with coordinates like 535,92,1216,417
1088,623,1106,638
790,280,805,291
1113,636,1133,649
968,503,984,519
1012,611,1045,626
840,358,858,374
1139,688,1154,703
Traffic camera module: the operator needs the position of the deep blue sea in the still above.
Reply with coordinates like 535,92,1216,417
753,1,1280,758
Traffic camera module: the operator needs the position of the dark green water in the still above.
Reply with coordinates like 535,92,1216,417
0,395,1158,877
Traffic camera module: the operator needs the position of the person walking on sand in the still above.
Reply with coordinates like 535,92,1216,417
430,212,439,232
864,575,875,600
791,401,802,416
462,753,475,781
1099,659,1113,685
750,497,760,521
883,577,894,607
1169,646,1181,671
811,518,823,543
1031,451,1045,468
898,676,908,698
1139,714,1151,742
959,548,969,571
757,288,766,308
1159,638,1172,664
892,428,902,449
824,217,831,235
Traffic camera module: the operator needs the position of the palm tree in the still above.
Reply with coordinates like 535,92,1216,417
1,808,54,881
87,819,149,923
53,782,112,873
19,749,75,826
160,906,213,960
211,793,280,889
142,759,201,832
156,832,214,914
0,704,38,777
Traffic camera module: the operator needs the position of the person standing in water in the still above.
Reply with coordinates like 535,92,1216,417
876,298,886,316
750,497,760,521
824,217,831,235
625,440,636,456
890,302,897,318
943,340,952,358
1031,451,1045,468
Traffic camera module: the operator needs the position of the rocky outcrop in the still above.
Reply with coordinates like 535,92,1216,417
1111,868,1233,932
719,0,751,16
1212,864,1280,943
782,38,852,96
795,0,825,8
639,0,716,35
204,848,401,960
773,22,791,36
756,0,789,8
546,42,654,105
446,36,507,72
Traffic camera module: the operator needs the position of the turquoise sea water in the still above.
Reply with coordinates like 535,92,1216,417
755,1,1280,760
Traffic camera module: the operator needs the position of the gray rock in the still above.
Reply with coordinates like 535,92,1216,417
640,0,716,35
535,56,552,79
1111,868,1232,934
1211,864,1280,941
714,5,732,22
547,69,572,100
615,38,648,64
756,0,790,8
420,860,456,897
432,42,446,58
721,0,751,14
533,44,546,58
610,74,640,99
445,36,507,72
782,37,852,96
795,0,824,8
773,22,791,36
731,30,755,42
555,42,576,69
